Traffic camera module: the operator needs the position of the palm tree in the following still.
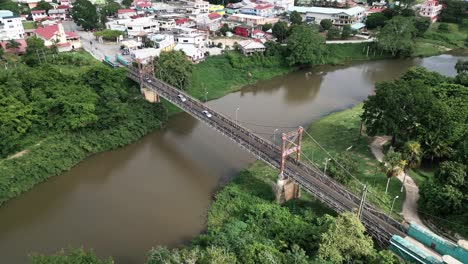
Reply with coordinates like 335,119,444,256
5,39,20,54
400,141,422,192
383,148,405,194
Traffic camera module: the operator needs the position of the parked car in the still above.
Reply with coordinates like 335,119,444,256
202,110,212,118
177,94,187,102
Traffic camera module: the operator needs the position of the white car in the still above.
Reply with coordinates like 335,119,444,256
202,110,212,118
177,94,187,102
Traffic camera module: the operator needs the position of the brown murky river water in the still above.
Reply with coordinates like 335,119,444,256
0,54,465,263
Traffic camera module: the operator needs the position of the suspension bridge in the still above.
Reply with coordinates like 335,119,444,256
127,61,410,248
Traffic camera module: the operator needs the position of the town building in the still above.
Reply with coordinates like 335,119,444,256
229,13,278,26
418,0,443,23
238,39,265,55
197,12,222,31
117,9,137,19
240,4,274,17
0,10,25,40
209,4,225,15
174,43,205,63
288,6,366,26
126,17,159,37
31,10,48,21
185,0,210,14
175,33,207,48
251,29,275,43
34,22,81,52
48,9,67,20
149,34,176,51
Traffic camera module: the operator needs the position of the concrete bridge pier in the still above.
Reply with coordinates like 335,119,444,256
141,87,160,103
274,175,300,204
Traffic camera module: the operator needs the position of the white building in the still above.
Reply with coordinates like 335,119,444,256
418,0,443,23
0,10,25,40
238,39,265,55
131,48,160,61
184,0,209,14
174,43,205,63
149,34,175,51
288,6,366,25
48,9,67,20
175,33,207,48
117,9,137,19
126,17,159,37
31,10,48,21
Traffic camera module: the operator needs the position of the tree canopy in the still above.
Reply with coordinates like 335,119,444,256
71,0,99,30
33,0,53,12
365,13,388,29
0,0,20,14
289,11,302,25
272,21,289,42
377,16,416,56
154,51,193,90
320,19,333,30
286,25,326,66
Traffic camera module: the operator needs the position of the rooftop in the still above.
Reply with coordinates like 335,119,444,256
288,6,365,16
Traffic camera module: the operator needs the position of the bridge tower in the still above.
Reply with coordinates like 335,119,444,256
275,127,304,204
136,57,160,103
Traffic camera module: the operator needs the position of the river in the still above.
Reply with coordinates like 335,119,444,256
0,54,464,263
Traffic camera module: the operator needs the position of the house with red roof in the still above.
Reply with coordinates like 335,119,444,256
197,12,222,31
251,29,275,43
31,10,47,21
34,22,81,52
254,4,274,17
117,9,136,19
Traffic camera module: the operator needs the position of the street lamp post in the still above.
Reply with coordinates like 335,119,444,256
205,91,208,102
401,172,407,193
235,107,240,122
273,128,278,141
324,158,331,175
387,195,399,221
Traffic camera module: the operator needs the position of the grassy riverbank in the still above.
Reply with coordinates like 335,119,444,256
0,52,167,206
413,22,468,57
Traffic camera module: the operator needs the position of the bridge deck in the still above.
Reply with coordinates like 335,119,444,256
128,69,407,247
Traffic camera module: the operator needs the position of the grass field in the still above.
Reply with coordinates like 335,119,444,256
324,43,391,64
22,21,36,30
414,22,467,56
298,104,406,215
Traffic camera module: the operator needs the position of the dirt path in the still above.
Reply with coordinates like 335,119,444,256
370,136,426,227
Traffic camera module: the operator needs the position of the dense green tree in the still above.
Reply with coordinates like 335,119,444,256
365,13,388,29
327,152,358,184
71,0,99,31
400,8,415,17
33,0,53,12
101,0,121,16
377,16,416,56
454,59,468,86
24,37,47,66
439,0,468,24
30,248,113,264
382,8,399,19
121,0,133,7
262,23,272,32
435,161,466,187
286,25,326,66
413,17,431,37
383,149,405,193
272,21,289,42
326,27,340,40
290,10,303,25
341,24,352,39
220,23,229,36
318,212,374,263
320,19,333,30
0,0,20,14
154,51,193,90
0,96,34,156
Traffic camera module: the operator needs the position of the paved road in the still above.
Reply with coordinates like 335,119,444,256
62,21,123,61
128,70,407,247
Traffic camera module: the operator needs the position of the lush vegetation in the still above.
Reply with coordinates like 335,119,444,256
30,248,113,264
145,163,398,263
71,0,100,30
93,30,123,41
361,63,468,237
0,49,167,206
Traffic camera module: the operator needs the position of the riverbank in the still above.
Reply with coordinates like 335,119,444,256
0,52,168,206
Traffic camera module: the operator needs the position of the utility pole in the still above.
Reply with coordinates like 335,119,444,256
358,185,368,220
